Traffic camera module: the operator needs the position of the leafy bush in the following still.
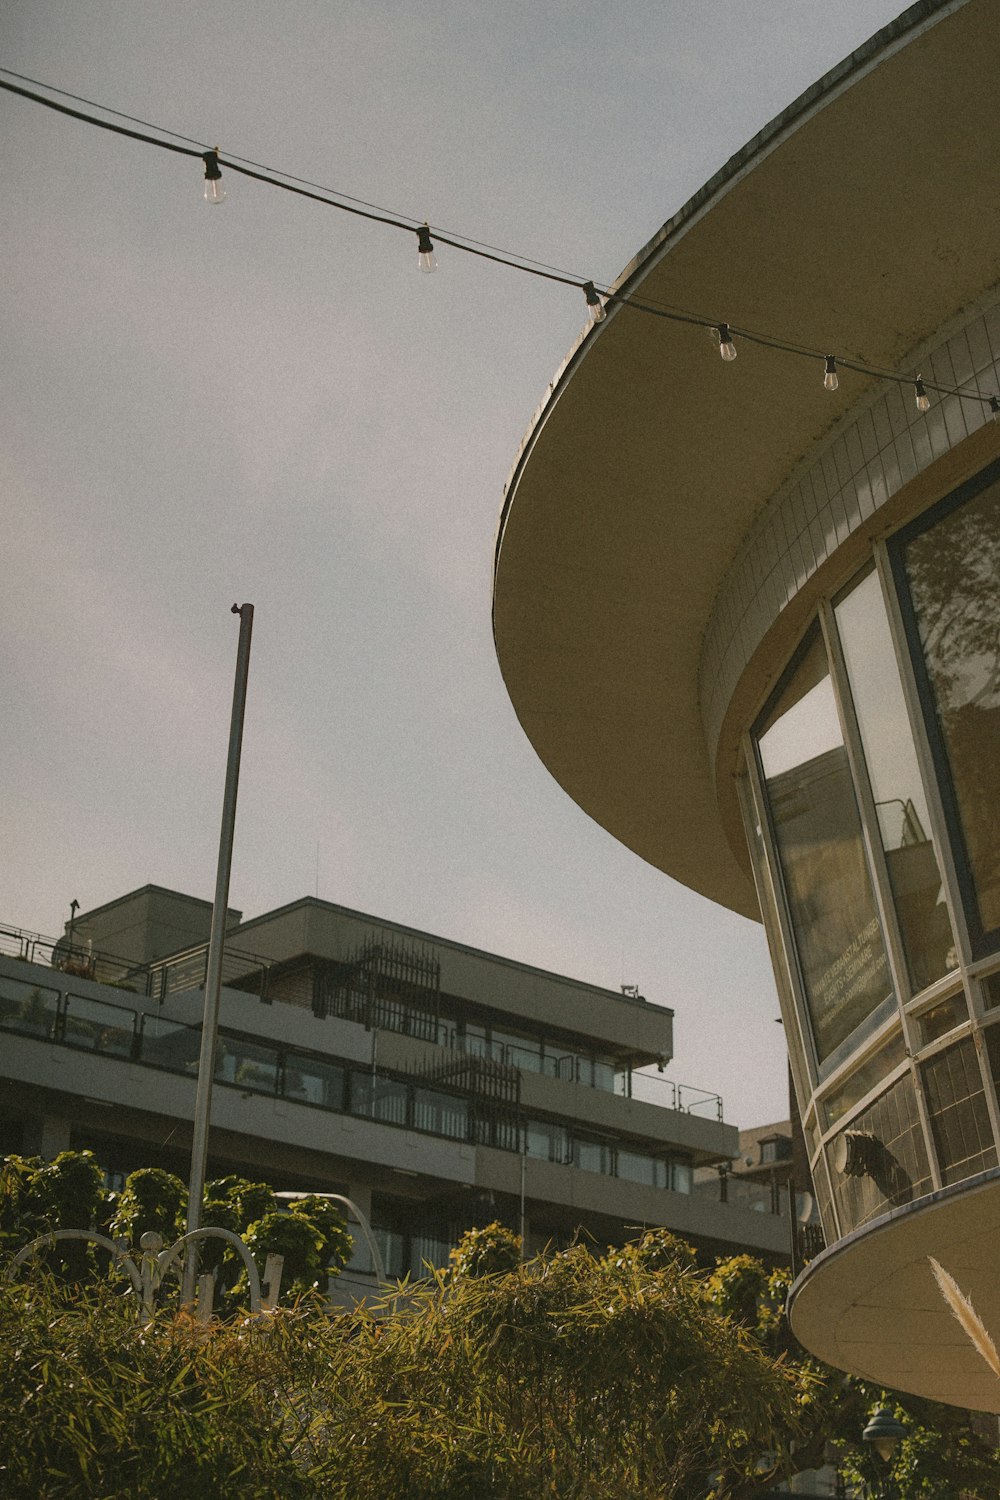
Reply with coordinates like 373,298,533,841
447,1220,521,1279
3,1154,352,1312
108,1167,187,1246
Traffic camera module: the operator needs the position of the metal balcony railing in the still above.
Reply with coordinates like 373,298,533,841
0,925,723,1121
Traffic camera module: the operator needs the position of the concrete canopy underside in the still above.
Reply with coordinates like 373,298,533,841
789,1175,1000,1413
492,0,1000,919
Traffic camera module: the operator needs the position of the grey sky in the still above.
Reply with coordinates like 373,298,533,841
2,1,905,1127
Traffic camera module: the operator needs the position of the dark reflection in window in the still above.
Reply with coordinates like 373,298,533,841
922,1035,996,1185
981,971,1000,1011
756,631,893,1064
826,1071,931,1234
835,571,956,991
916,991,968,1046
898,469,1000,945
820,1028,907,1128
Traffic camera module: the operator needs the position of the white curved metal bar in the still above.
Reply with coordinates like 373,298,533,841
274,1190,387,1286
8,1228,143,1295
156,1227,262,1311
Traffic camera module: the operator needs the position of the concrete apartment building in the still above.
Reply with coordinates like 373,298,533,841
492,0,1000,1412
0,885,793,1287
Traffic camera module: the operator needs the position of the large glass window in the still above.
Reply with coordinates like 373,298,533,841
283,1055,346,1110
412,1086,468,1140
922,1035,997,1185
524,1118,570,1163
895,465,1000,949
826,1071,932,1233
835,570,956,991
755,630,894,1065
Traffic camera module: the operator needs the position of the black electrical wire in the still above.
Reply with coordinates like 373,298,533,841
2,68,997,412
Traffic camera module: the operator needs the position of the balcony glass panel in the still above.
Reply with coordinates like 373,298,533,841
756,629,894,1065
63,994,135,1058
835,569,956,990
139,1013,201,1070
215,1037,279,1094
0,975,59,1039
283,1055,346,1110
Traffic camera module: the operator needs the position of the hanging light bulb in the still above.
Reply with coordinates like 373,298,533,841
914,376,931,412
990,396,1000,422
202,148,225,204
716,323,737,361
583,281,606,324
416,223,437,273
823,355,839,392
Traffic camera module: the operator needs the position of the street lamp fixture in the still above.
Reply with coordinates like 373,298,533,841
862,1406,906,1497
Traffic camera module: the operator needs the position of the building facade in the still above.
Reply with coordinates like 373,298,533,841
492,0,1000,1412
0,886,792,1292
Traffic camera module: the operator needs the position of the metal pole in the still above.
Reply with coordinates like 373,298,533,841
182,603,254,1303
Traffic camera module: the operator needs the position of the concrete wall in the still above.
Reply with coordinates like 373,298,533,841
65,886,242,966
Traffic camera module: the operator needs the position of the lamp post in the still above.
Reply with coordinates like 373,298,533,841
181,603,254,1304
861,1406,906,1498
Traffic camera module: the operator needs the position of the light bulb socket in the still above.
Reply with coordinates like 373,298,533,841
914,376,930,412
583,281,606,323
717,323,737,361
416,224,435,256
202,149,223,182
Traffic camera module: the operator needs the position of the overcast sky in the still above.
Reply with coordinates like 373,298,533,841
2,1,906,1128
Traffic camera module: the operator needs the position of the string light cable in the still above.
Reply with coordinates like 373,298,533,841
3,66,999,419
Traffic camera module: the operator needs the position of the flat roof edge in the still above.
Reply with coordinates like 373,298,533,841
492,0,967,606
233,896,667,1011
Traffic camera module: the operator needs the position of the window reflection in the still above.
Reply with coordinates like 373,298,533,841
898,470,1000,945
835,570,955,991
922,1034,997,1184
756,630,893,1064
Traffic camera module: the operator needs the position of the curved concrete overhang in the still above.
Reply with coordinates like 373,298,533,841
493,0,999,918
789,1172,1000,1412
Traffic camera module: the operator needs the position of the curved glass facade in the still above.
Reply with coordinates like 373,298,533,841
741,458,1000,1244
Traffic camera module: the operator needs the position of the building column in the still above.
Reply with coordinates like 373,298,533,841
22,1115,72,1160
345,1183,375,1273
